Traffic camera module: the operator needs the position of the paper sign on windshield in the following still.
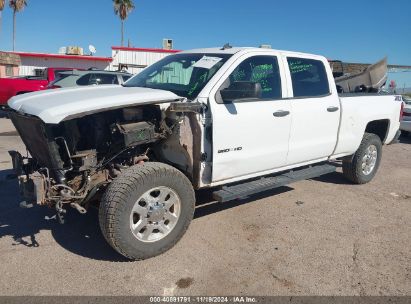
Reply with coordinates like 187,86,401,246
192,56,223,69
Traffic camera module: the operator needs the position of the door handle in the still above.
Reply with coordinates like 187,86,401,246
273,110,290,117
327,106,339,112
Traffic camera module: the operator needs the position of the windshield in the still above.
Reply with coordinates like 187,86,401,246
123,53,232,99
47,73,76,87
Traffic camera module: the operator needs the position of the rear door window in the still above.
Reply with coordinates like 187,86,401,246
287,57,330,97
88,73,119,85
76,74,91,86
77,73,119,86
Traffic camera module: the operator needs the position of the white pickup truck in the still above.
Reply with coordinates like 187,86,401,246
7,47,403,260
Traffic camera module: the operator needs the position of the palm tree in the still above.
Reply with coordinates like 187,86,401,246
9,0,27,51
113,0,135,47
0,0,5,41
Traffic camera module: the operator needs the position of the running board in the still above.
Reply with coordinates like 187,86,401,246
213,164,336,203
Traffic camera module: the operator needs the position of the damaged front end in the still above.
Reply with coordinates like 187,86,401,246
8,103,190,223
9,150,46,206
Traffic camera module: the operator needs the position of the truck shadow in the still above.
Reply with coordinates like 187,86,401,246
194,187,294,219
312,171,350,185
399,133,411,144
0,169,129,262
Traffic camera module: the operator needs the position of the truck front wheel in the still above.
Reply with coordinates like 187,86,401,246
342,133,382,184
99,162,195,260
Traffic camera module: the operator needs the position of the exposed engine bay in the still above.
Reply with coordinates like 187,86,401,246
8,102,204,223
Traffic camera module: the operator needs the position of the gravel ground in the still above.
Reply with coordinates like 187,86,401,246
0,117,410,296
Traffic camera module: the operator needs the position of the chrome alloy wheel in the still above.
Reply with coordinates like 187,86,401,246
362,144,378,175
130,186,181,243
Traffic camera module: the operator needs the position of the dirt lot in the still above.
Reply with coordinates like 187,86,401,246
0,117,410,296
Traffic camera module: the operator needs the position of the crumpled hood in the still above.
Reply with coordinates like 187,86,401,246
8,85,184,124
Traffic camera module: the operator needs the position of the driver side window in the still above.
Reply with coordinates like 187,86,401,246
217,55,282,103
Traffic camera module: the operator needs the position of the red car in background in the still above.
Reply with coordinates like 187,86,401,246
0,67,77,108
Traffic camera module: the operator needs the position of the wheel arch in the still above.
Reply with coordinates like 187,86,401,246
364,119,390,143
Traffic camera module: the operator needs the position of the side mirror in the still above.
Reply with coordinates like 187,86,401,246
220,81,262,103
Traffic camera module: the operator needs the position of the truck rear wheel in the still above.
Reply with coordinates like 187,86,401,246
342,133,382,184
99,162,195,260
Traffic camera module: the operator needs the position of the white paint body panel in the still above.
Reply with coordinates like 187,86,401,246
286,94,340,165
196,48,401,187
279,53,341,166
211,100,292,182
333,95,401,155
8,85,182,124
206,50,292,182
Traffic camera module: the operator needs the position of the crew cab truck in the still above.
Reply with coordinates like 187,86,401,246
7,47,402,260
0,68,76,107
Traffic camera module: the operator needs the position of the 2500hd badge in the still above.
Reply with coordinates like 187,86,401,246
218,147,243,154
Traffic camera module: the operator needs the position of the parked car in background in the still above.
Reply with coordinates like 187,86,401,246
0,68,77,108
400,95,411,135
47,70,132,89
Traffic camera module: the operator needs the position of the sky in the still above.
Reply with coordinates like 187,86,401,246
0,0,410,86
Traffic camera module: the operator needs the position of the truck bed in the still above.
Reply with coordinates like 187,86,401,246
332,93,401,158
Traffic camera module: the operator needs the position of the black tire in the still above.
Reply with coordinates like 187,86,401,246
99,162,195,260
402,130,410,137
342,133,382,184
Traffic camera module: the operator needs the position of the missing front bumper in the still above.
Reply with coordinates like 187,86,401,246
9,151,46,205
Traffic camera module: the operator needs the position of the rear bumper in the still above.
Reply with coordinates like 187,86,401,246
400,120,411,133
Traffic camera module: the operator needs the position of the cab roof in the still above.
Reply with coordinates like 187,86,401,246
180,47,325,60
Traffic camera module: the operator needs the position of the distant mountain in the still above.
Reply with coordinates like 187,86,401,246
386,87,411,94
396,88,411,94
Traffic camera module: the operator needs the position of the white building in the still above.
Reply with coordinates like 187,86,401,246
110,46,180,74
11,51,113,76
7,46,180,76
